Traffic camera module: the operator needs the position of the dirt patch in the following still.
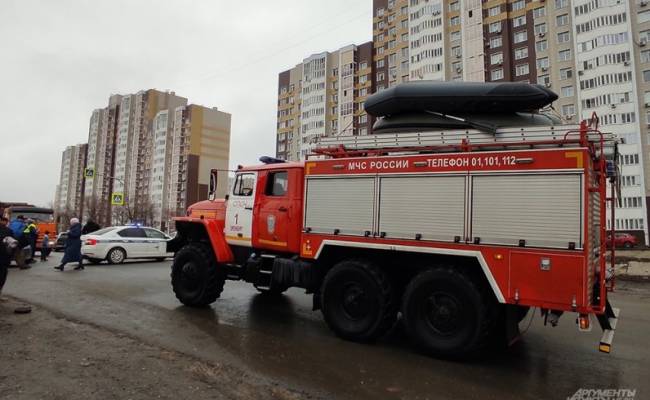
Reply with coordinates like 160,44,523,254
0,297,315,400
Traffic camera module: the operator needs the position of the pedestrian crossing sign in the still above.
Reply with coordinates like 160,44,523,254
84,167,94,178
111,193,124,206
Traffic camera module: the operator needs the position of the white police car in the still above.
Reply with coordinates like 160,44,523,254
81,226,172,264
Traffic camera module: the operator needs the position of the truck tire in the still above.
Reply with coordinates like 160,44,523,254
171,243,225,307
321,259,397,342
401,267,495,358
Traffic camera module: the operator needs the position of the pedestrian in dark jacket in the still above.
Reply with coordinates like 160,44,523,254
55,218,84,271
40,231,50,261
0,217,14,292
81,220,100,235
8,215,27,269
23,218,38,263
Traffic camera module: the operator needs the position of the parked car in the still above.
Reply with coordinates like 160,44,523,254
81,226,172,264
605,232,638,249
54,231,68,252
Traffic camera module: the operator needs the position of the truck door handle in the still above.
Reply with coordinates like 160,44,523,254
278,206,288,212
245,206,253,210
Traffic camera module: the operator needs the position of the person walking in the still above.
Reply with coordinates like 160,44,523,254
54,218,84,271
40,230,51,261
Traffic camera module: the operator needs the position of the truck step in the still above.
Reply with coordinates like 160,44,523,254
598,301,620,353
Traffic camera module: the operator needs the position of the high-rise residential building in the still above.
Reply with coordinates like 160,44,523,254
58,89,230,232
56,144,88,219
276,42,374,161
278,0,650,243
152,104,231,231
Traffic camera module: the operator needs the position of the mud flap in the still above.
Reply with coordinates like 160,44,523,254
505,305,522,347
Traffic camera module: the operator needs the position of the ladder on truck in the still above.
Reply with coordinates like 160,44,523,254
311,122,618,160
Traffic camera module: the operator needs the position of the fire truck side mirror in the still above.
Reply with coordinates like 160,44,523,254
209,169,218,201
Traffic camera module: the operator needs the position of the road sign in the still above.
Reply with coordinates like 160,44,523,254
111,193,124,206
84,167,95,178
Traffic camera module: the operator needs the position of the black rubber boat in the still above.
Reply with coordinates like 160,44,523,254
364,81,558,117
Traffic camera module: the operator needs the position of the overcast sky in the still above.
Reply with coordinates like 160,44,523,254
0,0,372,207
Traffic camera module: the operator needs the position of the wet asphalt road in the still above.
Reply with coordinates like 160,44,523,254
3,253,649,400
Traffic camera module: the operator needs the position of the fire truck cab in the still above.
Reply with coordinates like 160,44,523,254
168,82,620,358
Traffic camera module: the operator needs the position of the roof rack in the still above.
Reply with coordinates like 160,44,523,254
312,122,618,159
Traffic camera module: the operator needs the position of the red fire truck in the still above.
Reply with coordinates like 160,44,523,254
168,83,620,357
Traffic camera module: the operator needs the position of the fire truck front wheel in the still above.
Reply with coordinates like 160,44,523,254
402,267,494,358
171,243,225,307
320,259,397,342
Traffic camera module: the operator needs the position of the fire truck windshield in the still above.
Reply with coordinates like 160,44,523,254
5,208,54,222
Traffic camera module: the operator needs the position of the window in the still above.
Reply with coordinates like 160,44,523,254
535,23,547,35
265,171,288,196
489,6,500,16
117,228,146,238
641,50,650,63
490,36,503,48
556,14,569,27
561,104,575,116
533,6,546,18
538,74,550,85
559,67,573,79
514,31,527,43
558,49,572,61
491,68,504,80
376,59,384,68
516,64,530,76
449,1,460,11
512,16,526,28
555,0,568,8
144,228,166,239
450,16,460,26
536,40,548,52
514,47,528,60
233,173,255,196
491,52,503,65
639,10,650,24
512,0,525,11
644,70,650,82
561,86,574,97
537,57,550,69
450,31,461,41
359,62,367,70
557,31,570,43
489,22,501,33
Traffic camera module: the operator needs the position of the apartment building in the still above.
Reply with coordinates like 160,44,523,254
152,104,231,231
276,42,374,160
56,144,88,218
58,89,230,231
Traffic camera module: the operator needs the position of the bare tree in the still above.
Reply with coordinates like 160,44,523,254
84,195,100,223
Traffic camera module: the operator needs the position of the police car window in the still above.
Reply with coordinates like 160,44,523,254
265,171,288,196
117,228,146,238
233,173,255,196
144,228,166,239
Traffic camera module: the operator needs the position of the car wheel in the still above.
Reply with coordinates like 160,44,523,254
107,248,126,264
623,241,633,249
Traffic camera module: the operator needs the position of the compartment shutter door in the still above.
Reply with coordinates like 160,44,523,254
304,177,375,236
379,175,466,241
471,174,582,249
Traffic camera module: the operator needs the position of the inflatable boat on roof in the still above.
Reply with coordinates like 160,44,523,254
364,81,558,117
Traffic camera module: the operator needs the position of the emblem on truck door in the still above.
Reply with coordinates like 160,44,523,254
267,214,276,234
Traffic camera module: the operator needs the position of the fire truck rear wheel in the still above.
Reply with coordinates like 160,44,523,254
402,267,493,358
320,259,397,342
171,243,225,307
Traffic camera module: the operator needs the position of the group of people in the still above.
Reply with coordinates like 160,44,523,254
0,216,101,293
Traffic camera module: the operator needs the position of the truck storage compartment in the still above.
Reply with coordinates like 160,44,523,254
471,174,583,249
304,177,375,236
378,175,465,241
